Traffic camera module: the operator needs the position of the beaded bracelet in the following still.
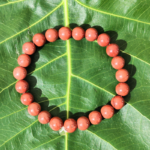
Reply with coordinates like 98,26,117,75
13,26,130,133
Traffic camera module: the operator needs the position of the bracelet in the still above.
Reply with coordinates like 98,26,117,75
13,26,130,133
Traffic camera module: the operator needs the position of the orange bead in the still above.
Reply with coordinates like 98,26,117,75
72,27,85,40
85,28,98,41
28,102,41,116
111,56,125,70
64,118,77,133
116,83,130,96
15,80,29,93
97,33,110,47
17,54,31,67
13,66,27,80
38,111,51,124
59,27,72,40
106,43,119,57
116,69,129,82
33,33,46,47
89,111,102,125
22,42,36,55
45,28,58,42
111,96,125,110
49,117,63,131
77,116,90,130
101,105,115,119
20,93,34,105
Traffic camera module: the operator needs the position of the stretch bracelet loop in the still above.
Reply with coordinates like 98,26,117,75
13,26,130,133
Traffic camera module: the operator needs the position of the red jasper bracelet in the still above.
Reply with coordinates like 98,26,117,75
13,26,130,133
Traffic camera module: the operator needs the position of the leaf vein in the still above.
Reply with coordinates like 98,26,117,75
0,1,63,44
31,136,63,150
75,0,150,26
86,130,117,150
71,74,115,96
63,0,70,150
28,53,67,75
0,120,38,148
121,50,150,66
0,0,24,7
0,53,66,95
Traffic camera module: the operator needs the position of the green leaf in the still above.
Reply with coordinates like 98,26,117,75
0,0,150,149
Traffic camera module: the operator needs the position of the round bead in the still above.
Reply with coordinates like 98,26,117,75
17,54,31,67
111,56,125,70
101,105,115,119
106,43,119,57
72,27,85,40
49,117,63,131
97,33,110,47
89,111,102,125
38,111,51,124
116,83,130,96
85,28,98,41
28,102,41,116
45,28,58,42
111,96,125,110
59,27,72,40
13,66,27,80
116,69,129,82
64,118,77,133
77,116,90,131
20,93,34,105
15,80,29,93
32,33,46,47
22,42,36,55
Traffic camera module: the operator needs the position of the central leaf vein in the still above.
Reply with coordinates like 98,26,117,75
64,0,70,150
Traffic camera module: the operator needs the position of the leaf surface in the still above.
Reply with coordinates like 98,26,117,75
0,0,150,149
